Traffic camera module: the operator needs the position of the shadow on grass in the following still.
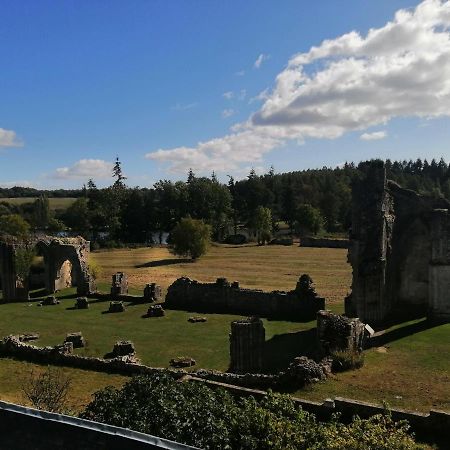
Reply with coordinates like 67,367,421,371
264,328,317,373
135,258,192,268
371,318,440,347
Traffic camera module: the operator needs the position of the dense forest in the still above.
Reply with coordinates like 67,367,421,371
1,158,450,244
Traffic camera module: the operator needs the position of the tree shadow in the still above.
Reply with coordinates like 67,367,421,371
264,328,318,373
135,258,192,268
370,318,439,347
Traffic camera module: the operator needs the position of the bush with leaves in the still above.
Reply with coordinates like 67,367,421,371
0,214,30,238
81,374,424,450
170,217,211,260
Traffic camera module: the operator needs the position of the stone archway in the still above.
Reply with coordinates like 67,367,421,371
0,236,96,301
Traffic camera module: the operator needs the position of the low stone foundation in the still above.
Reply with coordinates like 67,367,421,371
299,237,349,248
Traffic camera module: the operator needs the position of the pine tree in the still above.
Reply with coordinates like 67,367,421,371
112,156,127,189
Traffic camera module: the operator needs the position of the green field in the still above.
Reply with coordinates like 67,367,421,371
1,197,76,210
0,244,449,413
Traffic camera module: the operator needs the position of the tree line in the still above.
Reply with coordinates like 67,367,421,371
2,157,450,243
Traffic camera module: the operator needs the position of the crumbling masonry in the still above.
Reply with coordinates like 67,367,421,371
0,235,95,301
346,161,450,324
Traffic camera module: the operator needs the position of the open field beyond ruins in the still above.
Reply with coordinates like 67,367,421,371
0,244,449,413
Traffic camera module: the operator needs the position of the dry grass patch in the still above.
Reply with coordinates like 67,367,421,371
93,244,351,303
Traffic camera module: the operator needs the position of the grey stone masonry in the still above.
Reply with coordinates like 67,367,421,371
143,283,162,302
166,275,325,320
110,272,128,298
229,317,265,374
346,161,450,324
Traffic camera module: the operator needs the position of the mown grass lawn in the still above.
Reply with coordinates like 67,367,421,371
0,244,449,414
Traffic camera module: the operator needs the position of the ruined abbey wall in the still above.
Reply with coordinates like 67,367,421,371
0,236,95,301
165,275,325,320
346,161,450,323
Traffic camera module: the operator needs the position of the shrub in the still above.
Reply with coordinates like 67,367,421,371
171,217,211,260
81,374,423,449
0,214,30,237
331,349,365,372
88,256,102,281
22,366,72,413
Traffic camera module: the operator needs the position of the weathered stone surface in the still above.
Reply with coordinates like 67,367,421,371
110,272,128,298
169,356,196,368
108,301,125,313
317,310,365,355
40,296,60,306
18,333,39,342
188,316,207,323
229,317,265,374
64,332,85,348
166,275,325,320
347,161,450,323
75,297,89,309
112,340,135,357
0,235,96,302
281,356,327,385
147,304,165,317
143,283,162,302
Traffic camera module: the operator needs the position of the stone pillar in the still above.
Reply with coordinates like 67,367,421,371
429,209,450,322
317,310,366,355
110,272,128,297
229,317,265,373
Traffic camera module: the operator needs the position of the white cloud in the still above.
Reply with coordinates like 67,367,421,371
0,128,23,148
235,70,246,76
147,0,450,173
53,159,114,179
238,89,247,100
254,53,270,69
222,109,236,118
360,131,387,141
171,102,198,111
223,91,234,100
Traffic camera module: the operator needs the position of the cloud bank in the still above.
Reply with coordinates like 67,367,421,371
0,128,23,148
147,0,450,173
54,159,113,179
360,131,387,141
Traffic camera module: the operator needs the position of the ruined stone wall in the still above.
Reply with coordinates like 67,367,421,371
165,275,325,320
299,237,349,249
347,161,450,324
0,236,95,302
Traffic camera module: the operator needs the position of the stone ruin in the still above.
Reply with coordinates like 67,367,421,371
75,296,89,309
317,310,366,356
146,304,165,317
108,301,125,313
169,356,196,368
112,340,135,357
188,316,207,323
0,235,95,301
143,283,162,302
39,295,59,306
346,161,450,324
110,272,128,298
64,332,85,348
165,274,325,320
229,317,265,374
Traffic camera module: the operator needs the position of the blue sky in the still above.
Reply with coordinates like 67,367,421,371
1,0,450,188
